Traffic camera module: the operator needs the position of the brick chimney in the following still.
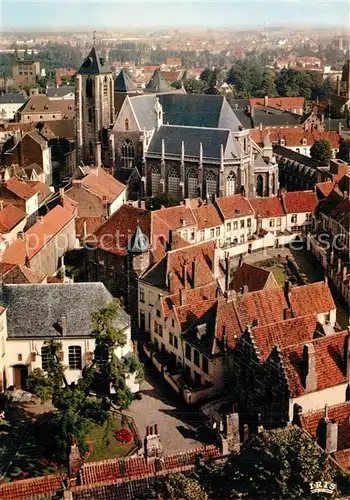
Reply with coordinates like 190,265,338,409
225,254,231,291
180,288,186,306
319,406,338,453
264,95,268,107
213,244,221,278
303,343,318,393
168,229,176,251
60,315,67,335
144,424,164,459
68,441,83,477
182,261,188,288
192,258,198,288
221,408,240,455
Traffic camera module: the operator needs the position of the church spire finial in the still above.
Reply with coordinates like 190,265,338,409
93,30,96,47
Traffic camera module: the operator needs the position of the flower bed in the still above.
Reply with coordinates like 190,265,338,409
116,427,133,444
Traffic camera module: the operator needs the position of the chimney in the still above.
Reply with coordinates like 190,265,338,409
168,229,176,251
192,258,198,288
283,307,292,320
68,441,83,477
0,199,3,211
259,122,263,131
338,122,343,134
325,420,339,453
95,141,102,167
144,424,164,459
225,254,231,291
264,95,268,107
343,266,348,281
180,288,186,306
182,261,188,288
336,76,341,95
241,284,249,294
304,343,318,393
72,179,82,188
345,333,350,381
284,279,292,303
59,187,64,199
337,258,342,274
213,244,221,278
167,271,174,293
60,315,67,335
36,215,44,224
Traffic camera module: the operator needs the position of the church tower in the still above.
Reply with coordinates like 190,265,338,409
75,44,114,165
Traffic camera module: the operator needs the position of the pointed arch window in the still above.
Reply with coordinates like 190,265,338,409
256,174,263,197
121,139,134,168
86,78,93,98
88,141,93,158
206,170,217,197
226,171,236,196
88,108,93,123
151,166,161,196
241,169,246,186
103,76,108,98
168,167,180,200
187,169,198,198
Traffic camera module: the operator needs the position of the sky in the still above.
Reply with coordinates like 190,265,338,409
1,0,349,29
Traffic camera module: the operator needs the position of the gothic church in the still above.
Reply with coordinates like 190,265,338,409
75,46,279,200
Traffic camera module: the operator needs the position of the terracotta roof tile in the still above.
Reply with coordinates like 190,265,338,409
191,204,222,229
2,177,36,200
252,315,320,362
162,281,220,317
216,194,254,219
236,287,288,327
250,128,341,149
79,167,126,203
26,180,52,203
0,204,26,233
3,264,46,284
249,97,305,110
316,181,334,198
282,330,348,397
75,216,105,239
282,190,318,213
301,401,350,454
155,205,196,229
3,205,74,264
333,449,350,470
0,473,64,500
289,281,336,317
249,197,285,218
232,263,274,293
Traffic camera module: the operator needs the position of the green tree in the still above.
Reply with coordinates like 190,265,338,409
173,77,205,94
310,139,332,165
156,473,208,500
223,428,337,500
337,138,350,163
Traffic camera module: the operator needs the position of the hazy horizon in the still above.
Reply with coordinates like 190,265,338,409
2,0,349,30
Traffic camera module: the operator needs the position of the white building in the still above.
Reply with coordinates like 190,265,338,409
0,282,139,393
0,93,26,121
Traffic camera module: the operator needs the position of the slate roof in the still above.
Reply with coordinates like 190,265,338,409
77,46,111,75
114,69,137,92
2,282,128,338
46,85,75,98
147,125,242,159
0,93,26,104
252,109,300,128
145,68,171,92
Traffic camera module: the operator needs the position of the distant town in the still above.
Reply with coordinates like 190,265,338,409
0,22,349,500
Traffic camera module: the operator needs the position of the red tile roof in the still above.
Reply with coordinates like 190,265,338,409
334,449,350,470
3,264,46,284
0,474,64,500
249,197,285,218
0,204,26,233
162,281,220,317
252,315,320,362
232,263,274,293
2,177,36,200
216,194,254,219
26,180,52,203
75,216,105,239
282,191,318,213
3,205,74,264
175,299,217,331
87,204,151,256
191,204,222,229
79,167,126,203
249,97,305,110
316,181,334,198
155,205,196,229
250,128,341,149
282,330,348,397
289,281,336,317
236,287,288,328
301,401,350,453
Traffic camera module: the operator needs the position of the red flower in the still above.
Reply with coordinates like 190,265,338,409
116,427,133,444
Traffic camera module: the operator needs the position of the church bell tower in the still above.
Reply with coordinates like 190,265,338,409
75,40,114,165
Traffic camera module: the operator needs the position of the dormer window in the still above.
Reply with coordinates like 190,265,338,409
302,138,307,145
44,104,48,110
280,139,285,146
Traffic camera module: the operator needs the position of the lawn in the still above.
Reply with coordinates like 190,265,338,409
86,415,135,462
254,259,288,287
